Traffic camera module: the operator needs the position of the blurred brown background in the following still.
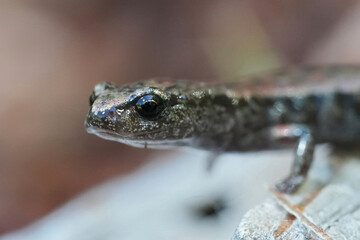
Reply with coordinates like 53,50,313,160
1,0,359,233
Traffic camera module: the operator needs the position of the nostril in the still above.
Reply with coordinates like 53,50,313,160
89,91,97,106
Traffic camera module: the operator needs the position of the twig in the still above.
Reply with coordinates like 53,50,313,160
270,188,332,240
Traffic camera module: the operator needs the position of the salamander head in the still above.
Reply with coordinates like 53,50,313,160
85,79,198,148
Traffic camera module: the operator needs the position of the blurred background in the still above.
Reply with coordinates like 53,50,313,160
1,0,360,237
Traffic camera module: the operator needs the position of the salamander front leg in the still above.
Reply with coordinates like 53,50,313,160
271,124,315,193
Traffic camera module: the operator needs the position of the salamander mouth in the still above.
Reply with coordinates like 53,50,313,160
85,125,190,148
86,124,163,138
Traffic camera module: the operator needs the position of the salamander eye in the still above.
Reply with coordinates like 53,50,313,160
135,94,165,119
89,91,97,106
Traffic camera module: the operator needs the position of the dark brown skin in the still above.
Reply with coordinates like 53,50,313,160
85,65,360,193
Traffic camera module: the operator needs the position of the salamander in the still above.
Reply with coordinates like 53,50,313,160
85,65,360,193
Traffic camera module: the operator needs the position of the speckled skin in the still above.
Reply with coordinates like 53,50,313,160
85,65,360,193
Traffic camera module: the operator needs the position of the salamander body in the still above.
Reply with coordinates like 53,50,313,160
85,66,360,193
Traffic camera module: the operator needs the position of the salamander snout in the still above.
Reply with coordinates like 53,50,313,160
86,82,125,132
85,105,119,133
88,82,117,107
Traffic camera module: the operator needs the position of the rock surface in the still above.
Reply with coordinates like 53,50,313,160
0,149,292,240
232,150,360,240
